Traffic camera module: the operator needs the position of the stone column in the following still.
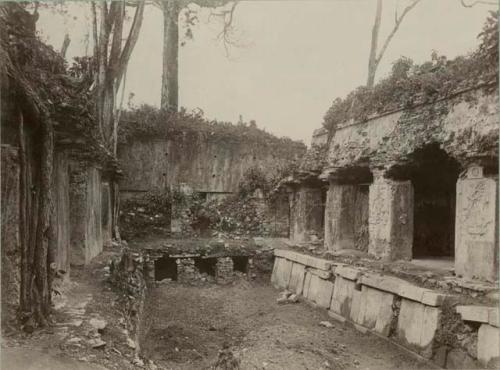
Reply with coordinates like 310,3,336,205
324,181,357,251
290,185,324,244
455,165,498,281
368,171,413,261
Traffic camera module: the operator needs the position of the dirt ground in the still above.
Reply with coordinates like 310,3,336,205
144,277,434,370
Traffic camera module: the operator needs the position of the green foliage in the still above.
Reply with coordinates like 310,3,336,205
237,167,269,198
323,12,499,131
118,106,306,158
120,190,172,239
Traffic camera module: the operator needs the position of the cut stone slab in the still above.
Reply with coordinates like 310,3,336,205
478,324,500,366
396,299,440,358
456,305,496,325
302,272,312,298
288,263,306,295
305,274,334,308
330,276,355,318
271,257,293,289
274,249,333,271
335,266,362,281
307,267,331,279
350,286,395,336
359,273,404,295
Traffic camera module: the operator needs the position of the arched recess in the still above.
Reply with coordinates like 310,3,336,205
388,143,461,259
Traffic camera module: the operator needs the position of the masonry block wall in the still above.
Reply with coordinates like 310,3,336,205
118,135,304,197
271,249,500,368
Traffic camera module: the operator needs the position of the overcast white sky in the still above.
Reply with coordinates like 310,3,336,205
37,0,493,144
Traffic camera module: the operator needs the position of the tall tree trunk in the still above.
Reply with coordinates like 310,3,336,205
32,119,54,326
60,34,70,59
161,0,180,112
367,0,382,88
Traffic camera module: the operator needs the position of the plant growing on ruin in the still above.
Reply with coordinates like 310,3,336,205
323,11,499,132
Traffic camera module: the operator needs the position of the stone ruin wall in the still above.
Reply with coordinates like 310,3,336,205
118,132,299,196
325,85,498,170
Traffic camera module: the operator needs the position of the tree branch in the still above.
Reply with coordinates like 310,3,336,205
375,0,422,67
460,0,497,7
116,1,145,98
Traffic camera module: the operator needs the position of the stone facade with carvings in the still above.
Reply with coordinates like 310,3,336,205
285,84,498,283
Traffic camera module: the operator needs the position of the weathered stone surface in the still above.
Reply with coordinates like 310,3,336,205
368,174,413,261
307,268,331,279
324,183,368,252
349,286,395,336
455,171,498,282
359,273,403,295
446,349,480,369
330,276,355,317
70,163,103,266
271,257,293,289
305,275,334,308
288,263,306,295
396,299,440,357
274,249,333,271
302,271,312,298
456,305,494,324
335,266,362,281
54,151,71,278
289,186,324,244
478,324,500,366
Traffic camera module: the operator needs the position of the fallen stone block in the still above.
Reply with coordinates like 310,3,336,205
478,323,500,366
319,321,334,328
398,284,429,303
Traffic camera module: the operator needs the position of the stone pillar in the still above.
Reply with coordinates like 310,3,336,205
324,181,357,251
368,171,413,261
216,257,234,284
290,185,324,244
177,258,196,282
455,165,498,281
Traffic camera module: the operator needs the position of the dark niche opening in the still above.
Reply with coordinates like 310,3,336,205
155,257,178,281
390,144,461,258
194,257,217,276
232,256,249,273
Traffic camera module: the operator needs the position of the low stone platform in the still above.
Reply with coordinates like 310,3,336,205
271,248,500,369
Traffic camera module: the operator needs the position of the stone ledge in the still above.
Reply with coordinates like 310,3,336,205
457,305,499,327
334,265,362,281
306,267,331,279
274,249,333,271
360,273,448,307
